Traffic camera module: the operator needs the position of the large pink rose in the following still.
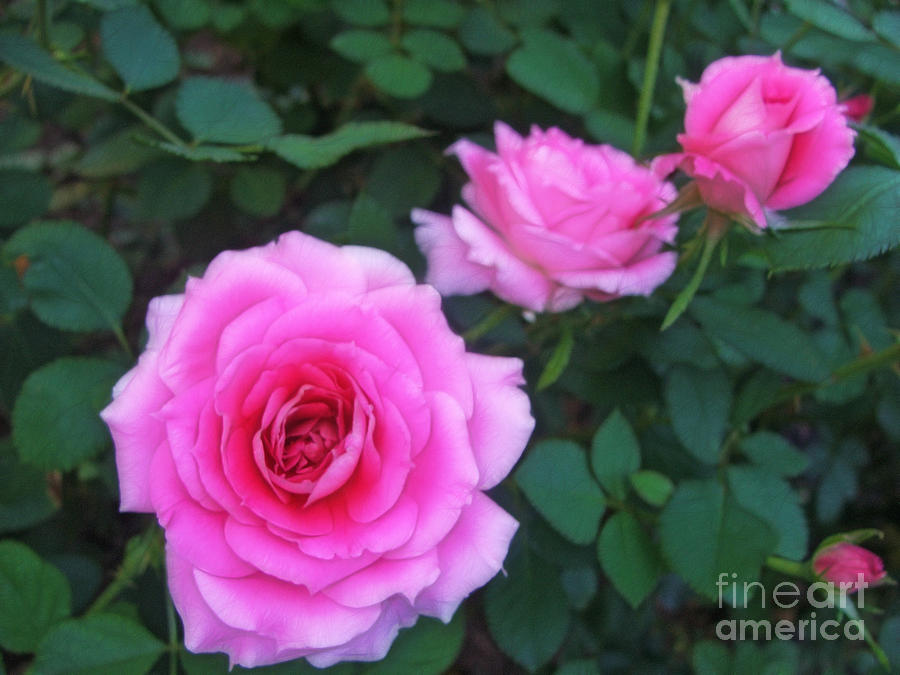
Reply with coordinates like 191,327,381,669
412,122,679,313
653,53,855,228
100,231,533,668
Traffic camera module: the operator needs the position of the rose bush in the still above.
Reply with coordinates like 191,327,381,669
412,122,679,312
653,52,855,228
100,231,534,668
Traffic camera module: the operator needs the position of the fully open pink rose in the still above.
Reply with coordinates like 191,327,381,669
653,53,855,228
412,122,679,312
100,231,533,668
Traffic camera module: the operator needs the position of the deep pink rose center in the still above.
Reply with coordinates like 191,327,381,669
252,364,369,504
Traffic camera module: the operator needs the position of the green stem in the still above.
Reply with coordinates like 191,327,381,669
775,341,900,403
632,0,671,158
463,304,518,342
119,97,187,148
35,0,50,49
660,218,724,330
842,599,891,671
87,526,163,615
765,555,812,580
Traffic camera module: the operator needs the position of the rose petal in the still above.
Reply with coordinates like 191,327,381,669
193,569,382,651
167,549,282,668
414,492,519,622
100,351,172,512
150,448,256,577
411,208,493,296
464,353,533,490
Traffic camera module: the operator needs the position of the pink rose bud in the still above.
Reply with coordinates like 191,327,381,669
101,231,534,668
842,93,874,122
812,542,886,592
413,122,679,313
653,53,855,228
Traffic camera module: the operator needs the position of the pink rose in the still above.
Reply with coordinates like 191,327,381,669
412,122,679,312
653,53,855,228
100,232,534,668
812,542,886,592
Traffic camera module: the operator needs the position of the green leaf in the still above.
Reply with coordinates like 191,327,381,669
401,29,466,72
659,479,777,602
855,125,900,169
362,614,464,675
506,29,599,114
12,357,123,471
100,5,179,91
840,287,892,351
0,169,52,228
403,0,464,28
664,365,731,464
0,540,71,653
136,158,212,221
590,408,640,501
785,0,875,41
0,314,67,411
556,660,601,675
365,53,433,98
739,432,809,477
484,543,569,671
598,512,664,608
4,221,132,333
73,127,162,178
331,0,390,26
134,137,251,163
229,166,286,217
726,466,808,561
874,10,900,47
458,7,517,56
267,121,431,169
629,470,674,507
330,29,393,63
559,566,597,610
0,115,41,153
583,109,635,152
153,0,210,30
0,439,57,534
211,3,247,32
348,192,397,250
693,640,732,675
0,32,118,101
516,439,605,545
32,614,164,675
77,0,139,9
751,167,900,271
690,295,830,382
366,146,440,216
176,76,282,144
536,325,574,391
731,369,785,425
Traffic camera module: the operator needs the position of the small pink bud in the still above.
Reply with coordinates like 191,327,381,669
842,94,874,122
812,542,886,592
